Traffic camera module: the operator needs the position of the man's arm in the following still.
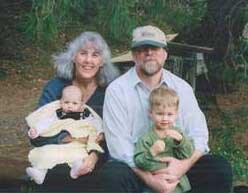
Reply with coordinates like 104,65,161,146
154,149,203,178
103,86,136,166
178,84,209,154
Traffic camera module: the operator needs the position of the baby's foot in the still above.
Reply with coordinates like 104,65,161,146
26,167,46,184
70,160,83,179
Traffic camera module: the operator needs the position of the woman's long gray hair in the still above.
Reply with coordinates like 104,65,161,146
53,31,119,87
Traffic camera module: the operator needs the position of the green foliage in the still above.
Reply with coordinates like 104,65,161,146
235,38,248,83
96,0,136,42
213,3,248,90
210,112,248,181
235,106,248,118
21,0,207,46
22,0,85,44
143,0,207,31
222,64,237,84
207,34,248,93
225,36,248,85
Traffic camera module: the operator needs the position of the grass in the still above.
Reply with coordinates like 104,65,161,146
208,102,248,185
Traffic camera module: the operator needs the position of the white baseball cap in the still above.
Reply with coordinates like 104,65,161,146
131,25,167,49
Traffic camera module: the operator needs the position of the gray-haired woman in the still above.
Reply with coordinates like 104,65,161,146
29,31,119,192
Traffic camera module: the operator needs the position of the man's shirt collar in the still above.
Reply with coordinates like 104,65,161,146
129,67,168,89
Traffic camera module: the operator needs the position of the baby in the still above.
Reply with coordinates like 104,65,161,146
134,85,194,193
26,85,104,184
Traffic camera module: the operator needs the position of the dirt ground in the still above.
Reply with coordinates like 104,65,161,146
0,61,54,186
0,60,247,188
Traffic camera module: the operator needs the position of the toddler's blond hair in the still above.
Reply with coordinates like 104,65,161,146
149,85,179,110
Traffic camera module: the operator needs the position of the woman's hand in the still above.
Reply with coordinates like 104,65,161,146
96,133,105,143
61,134,73,143
77,151,98,176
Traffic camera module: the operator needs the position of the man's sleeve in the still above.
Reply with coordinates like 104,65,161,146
178,85,209,154
103,86,136,167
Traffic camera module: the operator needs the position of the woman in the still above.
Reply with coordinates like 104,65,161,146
29,31,119,192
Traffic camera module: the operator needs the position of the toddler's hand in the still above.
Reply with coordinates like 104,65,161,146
165,129,183,142
28,128,39,139
150,140,165,157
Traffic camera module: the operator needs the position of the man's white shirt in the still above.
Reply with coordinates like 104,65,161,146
103,67,209,167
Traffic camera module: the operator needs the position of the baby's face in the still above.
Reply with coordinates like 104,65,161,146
60,92,82,112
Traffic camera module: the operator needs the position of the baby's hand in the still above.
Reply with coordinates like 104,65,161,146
75,136,89,144
150,140,165,157
165,129,183,142
28,128,39,139
96,133,105,143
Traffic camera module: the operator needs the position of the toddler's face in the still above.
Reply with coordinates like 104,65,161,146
150,106,178,130
60,92,82,112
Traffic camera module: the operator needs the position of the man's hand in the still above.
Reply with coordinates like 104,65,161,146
148,173,179,193
132,167,179,193
155,157,191,179
156,151,203,178
150,140,165,157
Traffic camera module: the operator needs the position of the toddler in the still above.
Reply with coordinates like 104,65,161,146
134,85,194,193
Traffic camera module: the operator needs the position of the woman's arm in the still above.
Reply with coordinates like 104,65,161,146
30,130,70,146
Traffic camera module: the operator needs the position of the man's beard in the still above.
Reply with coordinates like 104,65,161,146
140,61,163,76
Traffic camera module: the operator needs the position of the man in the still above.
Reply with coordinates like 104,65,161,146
102,25,232,193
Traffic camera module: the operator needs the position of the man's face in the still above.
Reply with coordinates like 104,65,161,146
132,46,167,76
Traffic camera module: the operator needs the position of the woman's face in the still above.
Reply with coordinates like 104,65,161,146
73,42,103,81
